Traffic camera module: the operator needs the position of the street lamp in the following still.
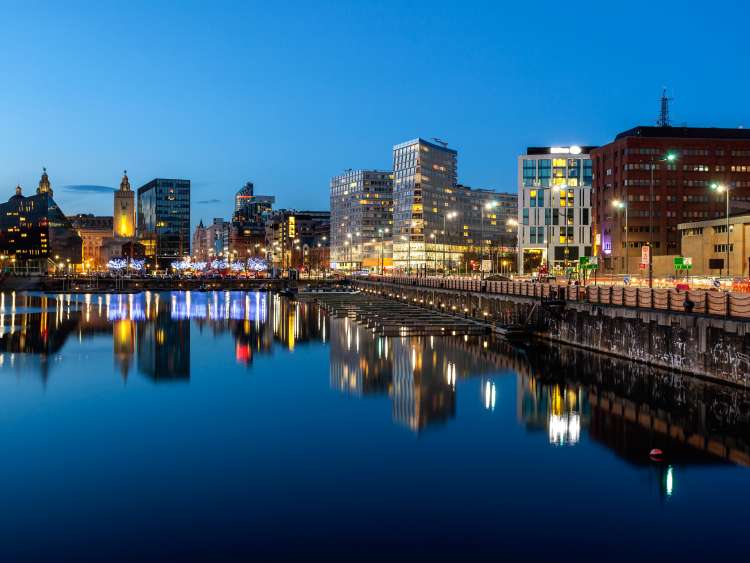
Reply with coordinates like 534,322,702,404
481,201,497,278
377,227,389,275
612,199,628,276
429,232,438,274
506,218,519,274
400,235,411,275
648,151,678,287
711,182,731,278
443,211,457,276
344,233,353,272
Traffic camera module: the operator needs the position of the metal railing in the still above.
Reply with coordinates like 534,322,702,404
361,275,750,319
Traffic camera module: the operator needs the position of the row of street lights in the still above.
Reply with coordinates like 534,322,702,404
613,150,732,282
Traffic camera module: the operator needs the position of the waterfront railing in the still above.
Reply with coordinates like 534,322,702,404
361,275,750,319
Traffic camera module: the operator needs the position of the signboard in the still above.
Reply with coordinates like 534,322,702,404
641,245,650,265
673,256,693,270
708,258,724,270
481,259,492,273
579,256,598,270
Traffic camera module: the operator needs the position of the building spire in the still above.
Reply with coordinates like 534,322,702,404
120,169,131,191
657,87,672,127
37,167,52,195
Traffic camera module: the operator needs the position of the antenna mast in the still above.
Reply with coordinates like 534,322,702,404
657,87,673,127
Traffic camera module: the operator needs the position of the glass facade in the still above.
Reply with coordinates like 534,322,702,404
137,178,191,265
391,138,517,273
330,170,393,271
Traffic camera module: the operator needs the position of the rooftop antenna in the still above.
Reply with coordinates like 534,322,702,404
432,137,448,148
657,87,672,127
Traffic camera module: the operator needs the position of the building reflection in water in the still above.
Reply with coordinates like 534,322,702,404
518,375,587,447
1,290,750,479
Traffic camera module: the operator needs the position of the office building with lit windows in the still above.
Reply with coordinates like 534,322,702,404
265,210,330,271
517,146,595,274
330,169,393,271
0,169,82,272
392,138,514,273
592,126,750,274
137,178,190,266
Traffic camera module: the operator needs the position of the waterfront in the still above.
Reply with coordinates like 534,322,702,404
0,291,749,561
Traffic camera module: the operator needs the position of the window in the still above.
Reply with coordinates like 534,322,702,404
583,160,593,185
522,208,529,225
522,160,536,187
714,244,734,253
538,160,551,186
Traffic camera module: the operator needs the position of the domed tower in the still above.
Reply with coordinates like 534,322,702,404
114,169,135,238
37,167,52,196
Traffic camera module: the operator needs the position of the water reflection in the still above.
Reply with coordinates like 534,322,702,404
1,290,749,473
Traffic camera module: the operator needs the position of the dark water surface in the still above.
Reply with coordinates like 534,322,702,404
0,290,748,562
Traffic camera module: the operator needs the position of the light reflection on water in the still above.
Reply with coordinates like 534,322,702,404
0,290,748,560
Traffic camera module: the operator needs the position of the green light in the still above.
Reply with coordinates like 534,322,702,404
666,153,677,162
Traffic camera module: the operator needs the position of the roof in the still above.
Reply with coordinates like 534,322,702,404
615,126,750,141
678,213,750,230
392,138,458,154
526,146,597,155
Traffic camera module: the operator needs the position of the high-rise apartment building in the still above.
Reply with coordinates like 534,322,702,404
330,169,393,271
114,170,135,238
592,126,750,273
392,138,457,271
137,178,190,265
517,146,595,273
392,138,515,273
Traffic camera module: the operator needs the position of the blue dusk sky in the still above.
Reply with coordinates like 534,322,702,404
0,0,747,230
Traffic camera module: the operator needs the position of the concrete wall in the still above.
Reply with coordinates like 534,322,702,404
355,280,750,387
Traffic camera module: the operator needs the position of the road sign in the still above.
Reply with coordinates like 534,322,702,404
641,245,650,265
674,256,693,270
713,279,721,289
578,256,598,270
623,275,631,285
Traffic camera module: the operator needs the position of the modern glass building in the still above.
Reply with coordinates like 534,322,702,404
392,138,515,273
0,170,82,273
330,169,393,272
392,138,457,272
137,178,190,266
517,146,595,274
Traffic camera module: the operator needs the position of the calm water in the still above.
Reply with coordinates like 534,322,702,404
0,290,748,562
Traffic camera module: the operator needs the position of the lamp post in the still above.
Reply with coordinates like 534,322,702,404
442,211,457,276
481,201,497,278
649,152,677,287
377,227,389,275
612,200,628,276
506,218,519,274
429,232,438,274
400,235,411,275
711,183,730,278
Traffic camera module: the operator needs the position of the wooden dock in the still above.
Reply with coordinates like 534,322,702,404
301,292,490,337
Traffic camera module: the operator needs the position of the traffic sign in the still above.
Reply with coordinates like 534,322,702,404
641,245,650,265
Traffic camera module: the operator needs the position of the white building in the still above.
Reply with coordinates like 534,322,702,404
517,146,595,274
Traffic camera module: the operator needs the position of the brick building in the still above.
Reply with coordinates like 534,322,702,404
592,126,750,273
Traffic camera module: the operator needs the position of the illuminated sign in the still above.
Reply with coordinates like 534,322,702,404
550,146,582,155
